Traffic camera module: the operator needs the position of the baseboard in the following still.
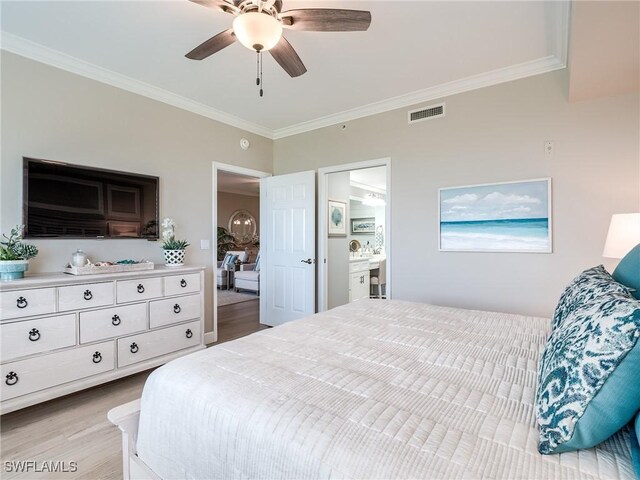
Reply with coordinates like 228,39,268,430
204,331,217,345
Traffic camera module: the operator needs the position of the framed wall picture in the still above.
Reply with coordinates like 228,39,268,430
328,200,347,237
351,217,376,234
439,178,552,253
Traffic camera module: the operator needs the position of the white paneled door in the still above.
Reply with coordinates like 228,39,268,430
260,171,316,327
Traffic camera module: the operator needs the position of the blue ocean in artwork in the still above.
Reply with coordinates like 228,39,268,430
440,218,550,251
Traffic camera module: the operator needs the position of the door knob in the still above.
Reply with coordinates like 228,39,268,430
301,259,314,264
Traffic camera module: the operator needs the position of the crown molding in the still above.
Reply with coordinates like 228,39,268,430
350,180,386,195
2,2,569,142
272,1,570,139
272,55,566,139
0,32,274,139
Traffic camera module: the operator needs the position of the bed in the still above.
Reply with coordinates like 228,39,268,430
109,299,636,479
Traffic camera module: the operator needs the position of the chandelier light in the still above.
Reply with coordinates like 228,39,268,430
362,193,386,207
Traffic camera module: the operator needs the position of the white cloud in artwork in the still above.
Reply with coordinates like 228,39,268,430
442,193,478,205
481,192,541,205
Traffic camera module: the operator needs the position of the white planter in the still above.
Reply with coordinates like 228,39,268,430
0,260,30,281
163,249,185,267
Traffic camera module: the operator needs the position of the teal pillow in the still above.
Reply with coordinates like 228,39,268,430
613,243,640,300
536,276,640,454
632,413,640,479
551,265,633,331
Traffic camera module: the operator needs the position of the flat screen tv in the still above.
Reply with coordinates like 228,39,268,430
23,158,159,239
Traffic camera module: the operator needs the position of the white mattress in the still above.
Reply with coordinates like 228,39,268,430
136,300,635,480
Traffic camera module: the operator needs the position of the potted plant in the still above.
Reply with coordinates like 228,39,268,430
217,226,237,261
0,226,39,280
161,218,190,267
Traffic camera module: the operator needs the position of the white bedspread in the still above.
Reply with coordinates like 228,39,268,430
136,300,635,480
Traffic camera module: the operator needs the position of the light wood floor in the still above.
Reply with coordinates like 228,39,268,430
0,300,264,479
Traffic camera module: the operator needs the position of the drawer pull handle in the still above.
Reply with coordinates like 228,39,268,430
130,343,139,354
180,279,187,288
5,372,18,386
185,329,193,339
92,352,102,364
173,304,181,314
84,290,93,300
112,314,121,326
137,284,145,293
28,328,41,342
16,297,28,309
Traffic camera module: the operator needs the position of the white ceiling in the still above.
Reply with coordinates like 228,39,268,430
350,166,386,192
218,170,260,196
0,1,569,138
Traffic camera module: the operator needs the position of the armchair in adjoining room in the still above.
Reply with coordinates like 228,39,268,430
216,250,249,290
234,253,260,294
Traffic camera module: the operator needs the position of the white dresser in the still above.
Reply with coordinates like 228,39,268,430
0,266,205,414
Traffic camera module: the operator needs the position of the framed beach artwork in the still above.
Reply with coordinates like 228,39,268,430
439,178,552,253
351,217,375,234
328,200,347,237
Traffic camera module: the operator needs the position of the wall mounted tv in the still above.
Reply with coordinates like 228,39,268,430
23,158,159,239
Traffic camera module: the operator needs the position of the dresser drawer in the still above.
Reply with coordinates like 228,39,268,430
79,303,147,344
149,294,200,329
349,261,370,273
58,282,114,311
164,273,201,296
1,341,114,401
0,314,76,362
0,288,56,320
116,277,163,304
117,320,200,367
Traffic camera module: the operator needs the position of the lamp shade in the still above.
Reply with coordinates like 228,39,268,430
603,213,640,258
233,12,283,52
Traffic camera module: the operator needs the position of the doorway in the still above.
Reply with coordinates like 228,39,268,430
318,158,391,312
211,163,270,344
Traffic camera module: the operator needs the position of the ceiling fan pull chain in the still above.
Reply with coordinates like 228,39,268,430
256,51,261,86
259,50,264,97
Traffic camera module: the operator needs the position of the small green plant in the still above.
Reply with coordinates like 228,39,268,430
217,227,237,261
0,226,39,261
161,218,190,251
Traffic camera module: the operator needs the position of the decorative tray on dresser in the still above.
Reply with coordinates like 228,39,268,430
0,265,206,414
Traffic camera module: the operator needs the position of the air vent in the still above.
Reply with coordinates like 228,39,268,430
408,103,445,124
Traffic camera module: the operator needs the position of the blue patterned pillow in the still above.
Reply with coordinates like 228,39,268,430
536,277,640,454
551,265,634,331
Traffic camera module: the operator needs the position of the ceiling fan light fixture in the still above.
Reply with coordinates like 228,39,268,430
233,12,283,52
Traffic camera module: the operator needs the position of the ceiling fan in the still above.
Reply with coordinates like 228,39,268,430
185,0,372,95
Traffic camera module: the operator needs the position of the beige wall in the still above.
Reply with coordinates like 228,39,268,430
327,171,350,309
0,52,273,334
3,52,638,323
274,71,640,318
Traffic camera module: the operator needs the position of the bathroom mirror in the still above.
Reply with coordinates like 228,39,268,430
228,210,257,245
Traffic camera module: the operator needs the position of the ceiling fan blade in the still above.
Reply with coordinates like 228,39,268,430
280,9,371,31
270,36,307,77
186,29,236,60
188,0,239,15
